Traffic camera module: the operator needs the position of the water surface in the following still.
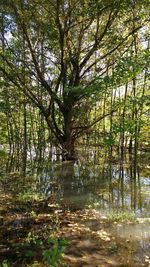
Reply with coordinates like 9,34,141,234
0,150,150,266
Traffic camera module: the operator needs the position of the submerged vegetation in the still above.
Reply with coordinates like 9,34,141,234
0,0,150,266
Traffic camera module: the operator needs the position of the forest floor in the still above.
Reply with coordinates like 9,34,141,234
0,193,149,267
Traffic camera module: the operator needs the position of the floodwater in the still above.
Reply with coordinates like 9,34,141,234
0,149,150,266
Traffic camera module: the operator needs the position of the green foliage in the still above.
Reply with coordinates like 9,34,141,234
0,102,7,113
0,0,149,157
1,260,9,267
104,134,115,147
24,249,34,260
77,51,149,102
0,113,8,143
17,190,42,202
42,237,68,267
23,233,68,267
108,210,135,222
112,120,135,135
26,232,43,246
108,244,118,254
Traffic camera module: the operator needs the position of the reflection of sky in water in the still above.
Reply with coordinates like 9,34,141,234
110,221,150,263
141,178,150,185
1,155,150,264
112,223,150,240
35,163,150,218
34,161,150,266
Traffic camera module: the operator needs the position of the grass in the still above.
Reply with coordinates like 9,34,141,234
108,210,136,222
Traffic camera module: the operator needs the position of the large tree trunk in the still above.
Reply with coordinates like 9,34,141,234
46,105,77,161
61,109,76,161
61,139,76,161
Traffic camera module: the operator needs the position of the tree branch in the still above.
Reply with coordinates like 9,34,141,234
80,11,113,70
73,109,116,138
11,2,64,112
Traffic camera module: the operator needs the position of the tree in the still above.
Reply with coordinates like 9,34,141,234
0,0,149,160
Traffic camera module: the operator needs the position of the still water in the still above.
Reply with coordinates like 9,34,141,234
0,150,150,266
35,159,150,217
1,151,150,219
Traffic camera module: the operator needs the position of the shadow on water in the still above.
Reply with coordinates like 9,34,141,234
34,157,150,217
0,148,150,266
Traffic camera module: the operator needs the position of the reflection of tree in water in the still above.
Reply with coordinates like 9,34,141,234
59,162,91,209
1,150,149,216
32,156,150,215
107,156,147,216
